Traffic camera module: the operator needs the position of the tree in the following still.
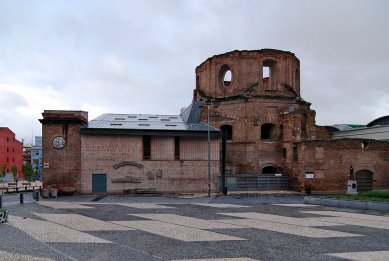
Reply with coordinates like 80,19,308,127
33,166,39,181
0,164,6,181
11,165,18,181
23,162,33,181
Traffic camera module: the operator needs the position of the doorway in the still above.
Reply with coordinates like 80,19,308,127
356,170,373,192
92,174,107,193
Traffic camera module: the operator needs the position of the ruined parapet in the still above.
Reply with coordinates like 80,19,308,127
195,49,301,101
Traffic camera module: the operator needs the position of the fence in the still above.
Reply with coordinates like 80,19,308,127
225,173,289,191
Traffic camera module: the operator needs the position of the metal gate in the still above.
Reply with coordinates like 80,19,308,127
226,174,289,191
92,174,107,194
356,170,373,192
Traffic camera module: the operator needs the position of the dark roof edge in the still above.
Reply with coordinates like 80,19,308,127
80,128,220,138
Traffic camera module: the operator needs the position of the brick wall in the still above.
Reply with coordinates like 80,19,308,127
285,139,389,192
193,49,389,193
81,134,220,194
40,111,87,193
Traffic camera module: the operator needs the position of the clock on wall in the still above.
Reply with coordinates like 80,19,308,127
52,136,66,149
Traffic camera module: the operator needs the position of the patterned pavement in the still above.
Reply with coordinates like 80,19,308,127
1,195,389,260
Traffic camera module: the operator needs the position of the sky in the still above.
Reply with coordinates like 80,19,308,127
1,0,388,144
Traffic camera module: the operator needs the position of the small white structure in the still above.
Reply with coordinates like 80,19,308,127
347,180,358,195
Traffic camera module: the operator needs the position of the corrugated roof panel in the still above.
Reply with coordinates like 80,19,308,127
86,113,219,132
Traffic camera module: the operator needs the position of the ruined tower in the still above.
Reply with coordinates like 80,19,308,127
194,49,319,178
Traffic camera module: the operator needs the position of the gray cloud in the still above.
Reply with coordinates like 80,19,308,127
0,0,388,142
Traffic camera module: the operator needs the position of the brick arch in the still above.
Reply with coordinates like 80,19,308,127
356,169,373,192
260,163,278,174
113,161,143,169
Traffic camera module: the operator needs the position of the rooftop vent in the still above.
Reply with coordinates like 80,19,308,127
115,117,125,120
138,123,150,126
110,123,122,126
161,119,170,121
165,124,177,127
139,118,148,121
128,115,137,118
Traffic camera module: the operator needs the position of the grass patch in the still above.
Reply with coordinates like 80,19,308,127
327,190,389,202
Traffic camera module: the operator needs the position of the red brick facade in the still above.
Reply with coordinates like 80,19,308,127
40,111,220,194
40,111,88,193
0,127,23,178
195,49,389,193
81,135,219,194
40,49,389,194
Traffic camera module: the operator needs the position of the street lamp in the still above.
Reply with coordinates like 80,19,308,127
206,99,218,197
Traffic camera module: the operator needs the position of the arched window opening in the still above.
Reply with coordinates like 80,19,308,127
262,59,277,90
218,64,233,88
261,123,276,140
280,124,284,140
262,166,277,174
224,70,232,86
220,125,233,141
301,113,307,138
293,146,298,163
263,66,270,78
282,148,287,159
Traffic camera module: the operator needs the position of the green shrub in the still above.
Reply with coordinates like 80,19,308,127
362,190,389,199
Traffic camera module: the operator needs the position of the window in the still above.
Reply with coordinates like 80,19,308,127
301,113,307,138
13,148,15,152
218,64,233,88
220,125,233,141
174,136,180,160
262,59,277,90
261,123,276,140
262,166,277,174
282,148,287,159
293,146,298,163
7,148,9,152
263,66,270,78
143,136,151,160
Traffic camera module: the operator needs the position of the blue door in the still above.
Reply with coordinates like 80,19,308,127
92,174,107,193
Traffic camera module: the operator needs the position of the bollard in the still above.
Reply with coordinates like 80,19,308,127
20,193,24,204
33,191,40,201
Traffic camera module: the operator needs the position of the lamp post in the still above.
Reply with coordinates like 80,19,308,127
207,103,211,197
206,99,218,197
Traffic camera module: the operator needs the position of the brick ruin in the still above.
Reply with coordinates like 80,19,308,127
40,49,389,194
195,49,389,192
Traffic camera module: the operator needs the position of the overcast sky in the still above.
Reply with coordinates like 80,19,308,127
1,0,388,144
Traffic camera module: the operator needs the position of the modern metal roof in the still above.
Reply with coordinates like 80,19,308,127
367,115,389,127
83,113,219,134
326,124,365,132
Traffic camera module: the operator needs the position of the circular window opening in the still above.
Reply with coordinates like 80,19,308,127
361,141,368,149
219,65,233,88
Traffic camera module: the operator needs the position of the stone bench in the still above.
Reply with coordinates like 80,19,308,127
135,188,157,194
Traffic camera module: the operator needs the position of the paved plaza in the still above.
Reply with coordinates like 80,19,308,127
1,194,389,260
